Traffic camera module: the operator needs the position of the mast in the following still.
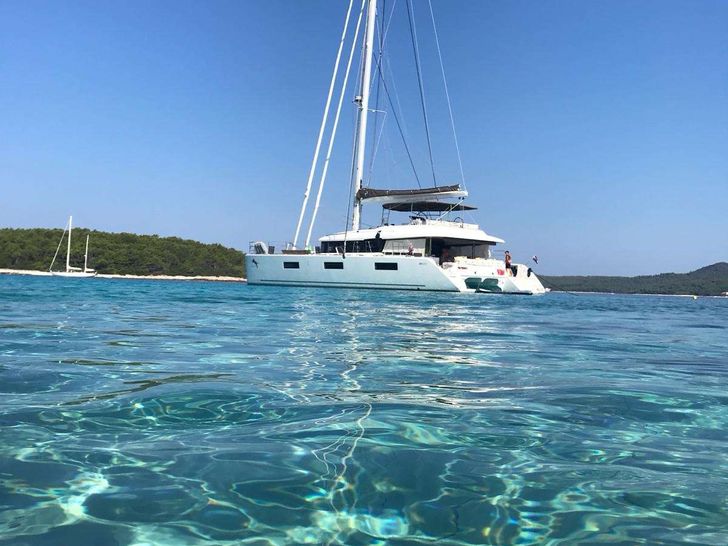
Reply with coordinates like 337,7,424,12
66,216,72,273
84,234,90,273
350,0,377,231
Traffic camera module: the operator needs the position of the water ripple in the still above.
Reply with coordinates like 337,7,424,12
1,276,727,544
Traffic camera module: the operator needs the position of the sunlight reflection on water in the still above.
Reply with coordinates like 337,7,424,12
1,276,727,544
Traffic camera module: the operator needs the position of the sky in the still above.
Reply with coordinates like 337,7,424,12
1,0,726,275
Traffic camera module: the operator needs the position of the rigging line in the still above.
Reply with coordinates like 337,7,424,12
376,63,422,188
292,0,355,249
435,198,463,220
369,0,398,99
366,0,397,181
305,0,367,248
390,57,409,129
384,54,411,155
49,221,68,272
427,0,466,190
367,0,385,181
365,0,417,185
405,0,437,187
367,111,388,182
381,0,398,45
370,0,398,89
368,3,422,186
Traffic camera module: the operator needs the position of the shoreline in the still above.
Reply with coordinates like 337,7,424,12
0,269,246,283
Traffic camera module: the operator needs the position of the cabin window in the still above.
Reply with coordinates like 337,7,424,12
283,262,299,269
321,239,382,253
382,238,425,256
324,262,344,270
321,241,346,253
430,240,493,259
344,240,378,253
375,262,398,271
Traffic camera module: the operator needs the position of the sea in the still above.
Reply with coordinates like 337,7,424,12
1,275,727,545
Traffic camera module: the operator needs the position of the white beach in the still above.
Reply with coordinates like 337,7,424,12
0,269,245,283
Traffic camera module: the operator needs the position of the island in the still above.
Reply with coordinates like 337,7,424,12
0,228,245,279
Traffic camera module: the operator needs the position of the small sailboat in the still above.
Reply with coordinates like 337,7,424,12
49,216,97,278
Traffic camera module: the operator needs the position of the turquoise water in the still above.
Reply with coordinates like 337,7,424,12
1,276,727,545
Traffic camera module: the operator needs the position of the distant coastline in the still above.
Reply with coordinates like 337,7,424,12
0,268,245,283
554,290,726,298
541,262,728,297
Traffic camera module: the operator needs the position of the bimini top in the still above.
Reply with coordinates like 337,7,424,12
356,184,467,204
383,201,476,212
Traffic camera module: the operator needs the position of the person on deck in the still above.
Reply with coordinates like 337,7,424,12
439,248,455,266
505,250,515,276
374,231,383,252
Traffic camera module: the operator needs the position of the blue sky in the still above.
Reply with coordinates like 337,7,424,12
1,0,726,275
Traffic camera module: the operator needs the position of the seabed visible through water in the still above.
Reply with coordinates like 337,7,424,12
1,275,727,545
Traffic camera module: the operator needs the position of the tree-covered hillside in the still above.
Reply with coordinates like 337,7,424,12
0,228,245,277
542,263,728,296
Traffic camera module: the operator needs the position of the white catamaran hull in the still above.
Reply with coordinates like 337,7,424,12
245,254,545,294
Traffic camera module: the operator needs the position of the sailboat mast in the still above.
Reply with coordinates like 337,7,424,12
66,216,73,273
350,0,377,231
84,234,89,272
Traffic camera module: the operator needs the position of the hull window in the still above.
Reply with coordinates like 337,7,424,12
375,262,398,271
324,262,344,270
283,262,300,269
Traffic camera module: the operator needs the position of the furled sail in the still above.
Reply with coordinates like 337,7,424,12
356,184,467,204
382,201,476,212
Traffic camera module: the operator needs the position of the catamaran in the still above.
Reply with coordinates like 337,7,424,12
49,216,97,278
246,0,545,294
